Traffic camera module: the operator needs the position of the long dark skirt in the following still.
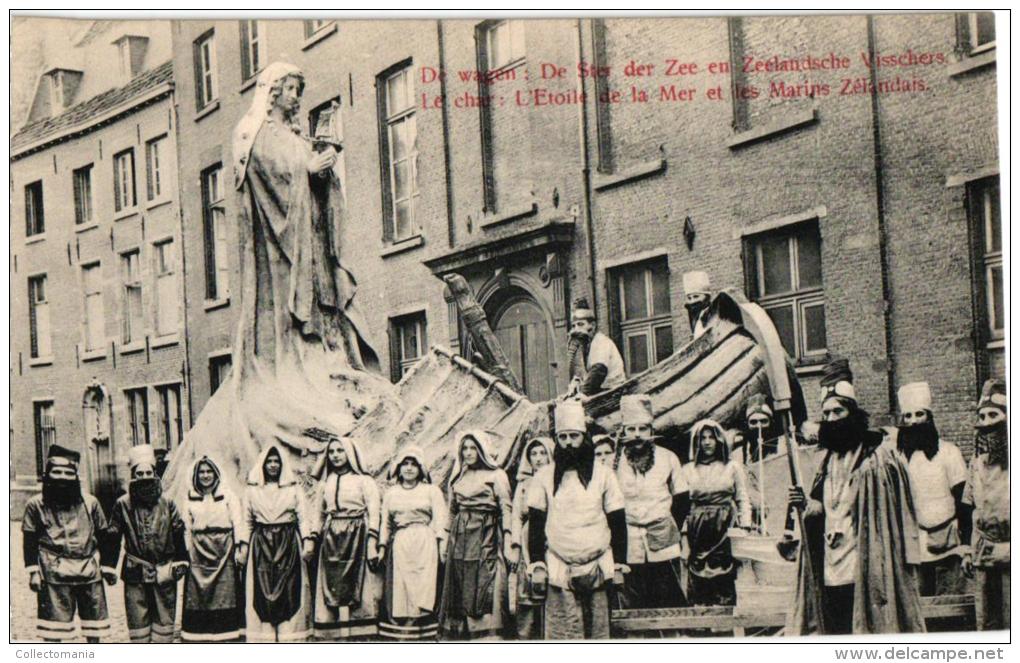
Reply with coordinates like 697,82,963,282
313,515,381,639
251,522,302,626
686,502,736,606
439,508,506,639
182,528,244,641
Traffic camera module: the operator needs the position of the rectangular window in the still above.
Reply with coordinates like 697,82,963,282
34,401,56,478
304,19,334,38
125,388,150,446
194,31,218,109
389,312,427,382
378,63,420,242
240,20,263,80
970,176,1003,342
201,165,230,300
610,258,673,376
121,250,144,344
155,384,183,450
145,135,167,201
484,19,525,71
25,181,44,236
81,263,105,352
209,353,232,395
28,275,51,359
73,165,93,225
113,149,136,212
153,239,178,336
747,221,826,362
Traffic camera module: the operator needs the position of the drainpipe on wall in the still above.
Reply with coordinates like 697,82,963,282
437,20,456,249
865,15,898,420
170,93,197,430
575,18,599,314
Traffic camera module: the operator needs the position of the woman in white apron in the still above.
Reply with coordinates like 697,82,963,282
378,447,448,641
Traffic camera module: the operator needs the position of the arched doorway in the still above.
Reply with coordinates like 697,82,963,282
82,385,114,496
490,292,557,402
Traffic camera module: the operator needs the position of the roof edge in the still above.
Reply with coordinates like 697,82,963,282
12,80,173,161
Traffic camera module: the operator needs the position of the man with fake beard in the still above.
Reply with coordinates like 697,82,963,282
527,400,628,639
682,270,713,338
108,445,189,643
566,297,625,397
894,382,971,600
963,379,1010,631
788,358,924,635
23,445,118,642
614,394,689,608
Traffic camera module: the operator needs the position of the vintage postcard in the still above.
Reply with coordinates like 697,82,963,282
7,10,1008,649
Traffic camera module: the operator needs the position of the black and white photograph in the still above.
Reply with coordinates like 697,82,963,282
6,7,1010,652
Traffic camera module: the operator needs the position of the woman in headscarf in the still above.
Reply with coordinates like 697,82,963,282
593,434,616,468
509,436,554,640
378,447,448,641
439,431,513,640
681,419,751,606
239,445,315,642
180,456,247,642
311,437,382,640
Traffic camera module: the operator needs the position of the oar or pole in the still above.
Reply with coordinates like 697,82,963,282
782,410,825,632
757,426,767,534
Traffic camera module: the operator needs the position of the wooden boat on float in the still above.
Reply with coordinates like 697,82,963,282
381,275,974,636
348,274,806,486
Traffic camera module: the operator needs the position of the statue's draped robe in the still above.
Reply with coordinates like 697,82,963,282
788,434,925,635
164,119,393,501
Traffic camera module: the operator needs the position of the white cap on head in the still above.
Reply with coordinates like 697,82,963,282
128,445,157,472
620,394,654,428
898,382,932,413
682,270,711,296
554,399,587,434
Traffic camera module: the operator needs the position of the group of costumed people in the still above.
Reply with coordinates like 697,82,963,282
21,362,1010,642
21,57,1008,642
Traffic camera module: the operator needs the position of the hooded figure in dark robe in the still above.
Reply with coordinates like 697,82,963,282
787,358,924,635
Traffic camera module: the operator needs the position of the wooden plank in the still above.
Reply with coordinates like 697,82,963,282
611,595,975,634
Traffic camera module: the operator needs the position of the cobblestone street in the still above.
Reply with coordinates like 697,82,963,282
9,526,181,643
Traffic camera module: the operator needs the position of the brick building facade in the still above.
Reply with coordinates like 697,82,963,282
10,14,1002,515
171,14,1000,448
10,21,186,514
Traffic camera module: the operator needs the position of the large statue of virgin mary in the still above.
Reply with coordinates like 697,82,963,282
164,63,395,498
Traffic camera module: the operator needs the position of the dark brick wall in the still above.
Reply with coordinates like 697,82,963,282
10,97,187,515
167,15,999,454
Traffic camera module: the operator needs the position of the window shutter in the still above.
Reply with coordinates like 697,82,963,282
193,38,205,109
25,186,33,235
113,159,122,212
376,79,394,243
474,25,496,210
34,405,44,478
605,272,622,351
145,145,154,201
128,151,137,207
239,21,251,80
73,172,82,224
741,236,757,299
954,13,970,55
38,185,44,233
28,280,39,358
202,175,217,299
387,324,401,383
